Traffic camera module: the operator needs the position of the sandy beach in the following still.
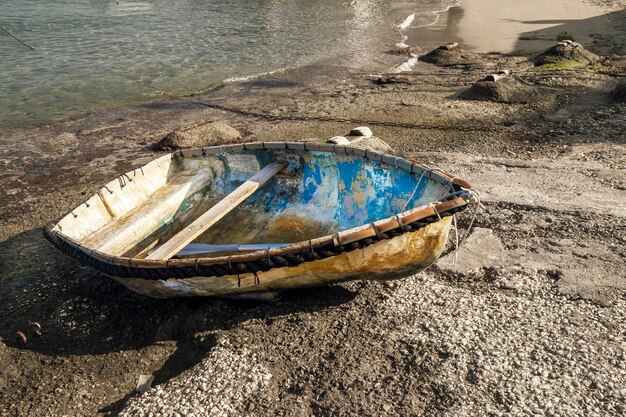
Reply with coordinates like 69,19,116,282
1,0,625,416
411,0,626,54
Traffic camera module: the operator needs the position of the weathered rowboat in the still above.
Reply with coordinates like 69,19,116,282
44,141,474,299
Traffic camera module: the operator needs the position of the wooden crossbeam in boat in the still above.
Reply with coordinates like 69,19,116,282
146,162,286,260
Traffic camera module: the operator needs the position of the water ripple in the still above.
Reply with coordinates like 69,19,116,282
0,0,457,129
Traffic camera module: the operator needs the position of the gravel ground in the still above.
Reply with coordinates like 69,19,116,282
120,339,273,417
383,270,626,417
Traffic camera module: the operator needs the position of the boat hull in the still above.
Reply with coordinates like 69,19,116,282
44,141,473,299
111,217,452,299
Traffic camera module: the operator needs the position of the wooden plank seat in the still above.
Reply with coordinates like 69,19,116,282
81,168,214,257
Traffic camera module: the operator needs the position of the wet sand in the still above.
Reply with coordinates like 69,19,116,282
0,1,625,416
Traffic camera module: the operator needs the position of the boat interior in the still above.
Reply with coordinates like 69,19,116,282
51,145,456,261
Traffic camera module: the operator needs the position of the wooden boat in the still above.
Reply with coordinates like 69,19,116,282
44,141,474,299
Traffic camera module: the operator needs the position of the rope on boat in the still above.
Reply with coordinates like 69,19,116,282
401,169,427,212
452,214,459,266
451,187,485,266
430,203,442,221
45,202,469,281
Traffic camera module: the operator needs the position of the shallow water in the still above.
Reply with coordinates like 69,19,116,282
0,0,458,129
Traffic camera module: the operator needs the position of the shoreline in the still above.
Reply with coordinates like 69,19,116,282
5,0,623,133
0,0,477,133
0,1,451,132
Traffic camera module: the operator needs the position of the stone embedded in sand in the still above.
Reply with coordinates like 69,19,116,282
437,227,507,272
611,79,626,102
459,74,539,104
533,40,600,66
151,121,242,151
419,43,478,67
55,132,79,147
559,268,616,307
327,136,351,145
397,45,422,56
347,126,373,138
375,76,412,85
326,127,394,154
136,375,154,392
346,136,395,154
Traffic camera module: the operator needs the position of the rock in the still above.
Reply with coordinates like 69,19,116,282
558,268,617,307
420,43,479,67
56,132,79,148
611,79,626,103
348,136,394,154
375,76,411,85
499,278,518,291
533,41,600,66
327,136,351,145
15,331,28,346
325,127,394,154
459,75,539,104
438,228,508,272
396,45,422,56
152,121,242,151
136,375,154,392
347,126,373,138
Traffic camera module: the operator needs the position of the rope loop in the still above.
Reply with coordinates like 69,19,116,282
452,214,460,266
395,214,404,228
334,233,344,250
429,203,442,221
371,222,382,240
265,248,273,268
308,240,318,259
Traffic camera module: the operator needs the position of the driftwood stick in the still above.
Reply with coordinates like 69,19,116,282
1,25,35,50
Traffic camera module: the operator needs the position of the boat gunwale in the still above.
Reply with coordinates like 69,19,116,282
43,141,474,279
